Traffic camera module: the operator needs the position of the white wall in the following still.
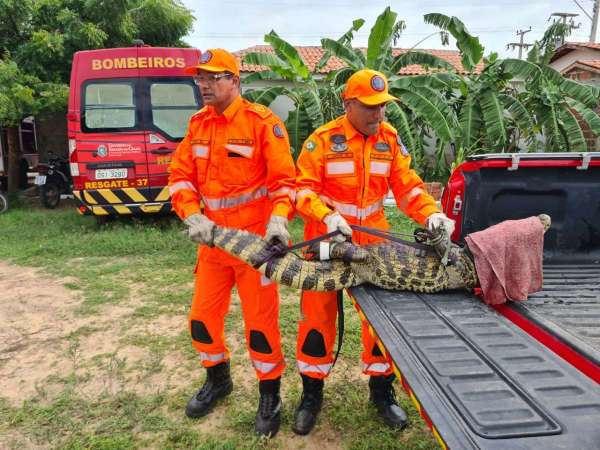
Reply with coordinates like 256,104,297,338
550,49,600,72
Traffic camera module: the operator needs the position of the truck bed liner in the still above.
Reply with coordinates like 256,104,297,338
351,286,600,450
504,264,600,371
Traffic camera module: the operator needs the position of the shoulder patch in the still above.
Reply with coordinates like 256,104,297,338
247,103,272,119
397,135,409,156
304,139,317,152
273,123,285,138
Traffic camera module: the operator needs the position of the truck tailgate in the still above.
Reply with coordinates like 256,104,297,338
350,286,600,450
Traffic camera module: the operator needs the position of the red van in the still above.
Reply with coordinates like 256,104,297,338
68,44,202,216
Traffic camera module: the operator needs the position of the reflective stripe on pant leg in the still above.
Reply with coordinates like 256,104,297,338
235,262,285,380
360,315,394,376
190,259,235,368
296,290,339,379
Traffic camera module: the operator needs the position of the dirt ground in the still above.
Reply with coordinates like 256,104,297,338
0,261,350,449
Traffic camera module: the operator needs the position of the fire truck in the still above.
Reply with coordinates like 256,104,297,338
68,43,202,216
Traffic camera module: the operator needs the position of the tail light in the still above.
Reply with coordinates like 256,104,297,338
38,164,49,175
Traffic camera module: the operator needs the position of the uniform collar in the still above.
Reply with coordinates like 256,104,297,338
206,95,243,121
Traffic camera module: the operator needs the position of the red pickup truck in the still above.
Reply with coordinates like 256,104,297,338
352,152,600,450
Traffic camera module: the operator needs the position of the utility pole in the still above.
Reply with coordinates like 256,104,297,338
590,0,600,43
507,27,532,59
549,12,581,46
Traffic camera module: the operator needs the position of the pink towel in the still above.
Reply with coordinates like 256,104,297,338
464,216,544,305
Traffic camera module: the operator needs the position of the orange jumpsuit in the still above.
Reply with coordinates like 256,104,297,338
295,115,439,379
169,95,295,381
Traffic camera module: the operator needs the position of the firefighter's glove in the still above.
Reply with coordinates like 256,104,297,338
426,212,455,238
265,214,291,246
184,213,215,245
324,211,352,243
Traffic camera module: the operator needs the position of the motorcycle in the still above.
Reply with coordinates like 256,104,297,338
0,175,7,214
35,154,73,209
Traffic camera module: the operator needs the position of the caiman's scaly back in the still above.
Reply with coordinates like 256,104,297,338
210,214,551,293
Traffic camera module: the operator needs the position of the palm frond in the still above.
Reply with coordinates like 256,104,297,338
479,89,507,149
423,13,483,72
559,106,587,151
367,6,398,70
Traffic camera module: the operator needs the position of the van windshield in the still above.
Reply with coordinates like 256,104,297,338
150,81,198,139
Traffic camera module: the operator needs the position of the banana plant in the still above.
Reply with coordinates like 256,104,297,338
242,30,326,157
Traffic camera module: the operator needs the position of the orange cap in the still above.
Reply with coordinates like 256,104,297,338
342,69,397,105
184,48,240,76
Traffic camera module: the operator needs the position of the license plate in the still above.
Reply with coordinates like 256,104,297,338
95,168,128,180
34,175,47,185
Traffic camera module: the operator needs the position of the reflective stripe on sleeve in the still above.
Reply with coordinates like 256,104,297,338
398,187,424,210
202,186,268,211
169,181,198,196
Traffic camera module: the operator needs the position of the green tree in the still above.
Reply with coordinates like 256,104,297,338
0,59,67,193
1,0,195,84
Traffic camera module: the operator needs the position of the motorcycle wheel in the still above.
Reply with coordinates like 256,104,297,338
40,183,61,209
0,193,7,214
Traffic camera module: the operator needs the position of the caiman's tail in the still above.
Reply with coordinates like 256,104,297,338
211,226,361,291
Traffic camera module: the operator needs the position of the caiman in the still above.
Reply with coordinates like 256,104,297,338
199,214,550,293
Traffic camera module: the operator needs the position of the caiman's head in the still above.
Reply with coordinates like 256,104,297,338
538,214,551,232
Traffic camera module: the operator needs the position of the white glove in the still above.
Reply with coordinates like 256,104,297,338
265,215,291,245
184,213,215,244
426,212,455,237
323,211,352,243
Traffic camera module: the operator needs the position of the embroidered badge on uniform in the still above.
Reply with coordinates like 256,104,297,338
199,51,212,63
305,140,317,152
330,143,348,152
371,75,385,92
330,134,347,144
374,142,390,152
273,123,285,138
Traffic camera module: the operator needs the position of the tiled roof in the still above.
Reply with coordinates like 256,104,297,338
234,45,483,75
564,59,600,71
551,42,600,62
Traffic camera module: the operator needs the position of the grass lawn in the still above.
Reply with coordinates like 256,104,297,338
0,200,438,450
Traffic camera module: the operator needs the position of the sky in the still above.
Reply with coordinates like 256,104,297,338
181,0,599,58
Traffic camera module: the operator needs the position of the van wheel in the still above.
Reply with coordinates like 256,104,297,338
0,193,8,214
40,183,60,208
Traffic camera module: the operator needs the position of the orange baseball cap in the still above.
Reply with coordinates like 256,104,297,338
342,69,397,105
184,48,240,76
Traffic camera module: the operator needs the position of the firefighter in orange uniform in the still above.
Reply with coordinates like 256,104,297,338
168,49,295,437
292,69,455,435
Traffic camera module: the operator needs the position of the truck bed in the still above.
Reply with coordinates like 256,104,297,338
498,263,600,382
350,286,600,450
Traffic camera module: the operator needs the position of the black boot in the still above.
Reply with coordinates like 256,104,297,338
185,361,233,419
369,374,408,429
255,378,282,437
292,374,324,435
